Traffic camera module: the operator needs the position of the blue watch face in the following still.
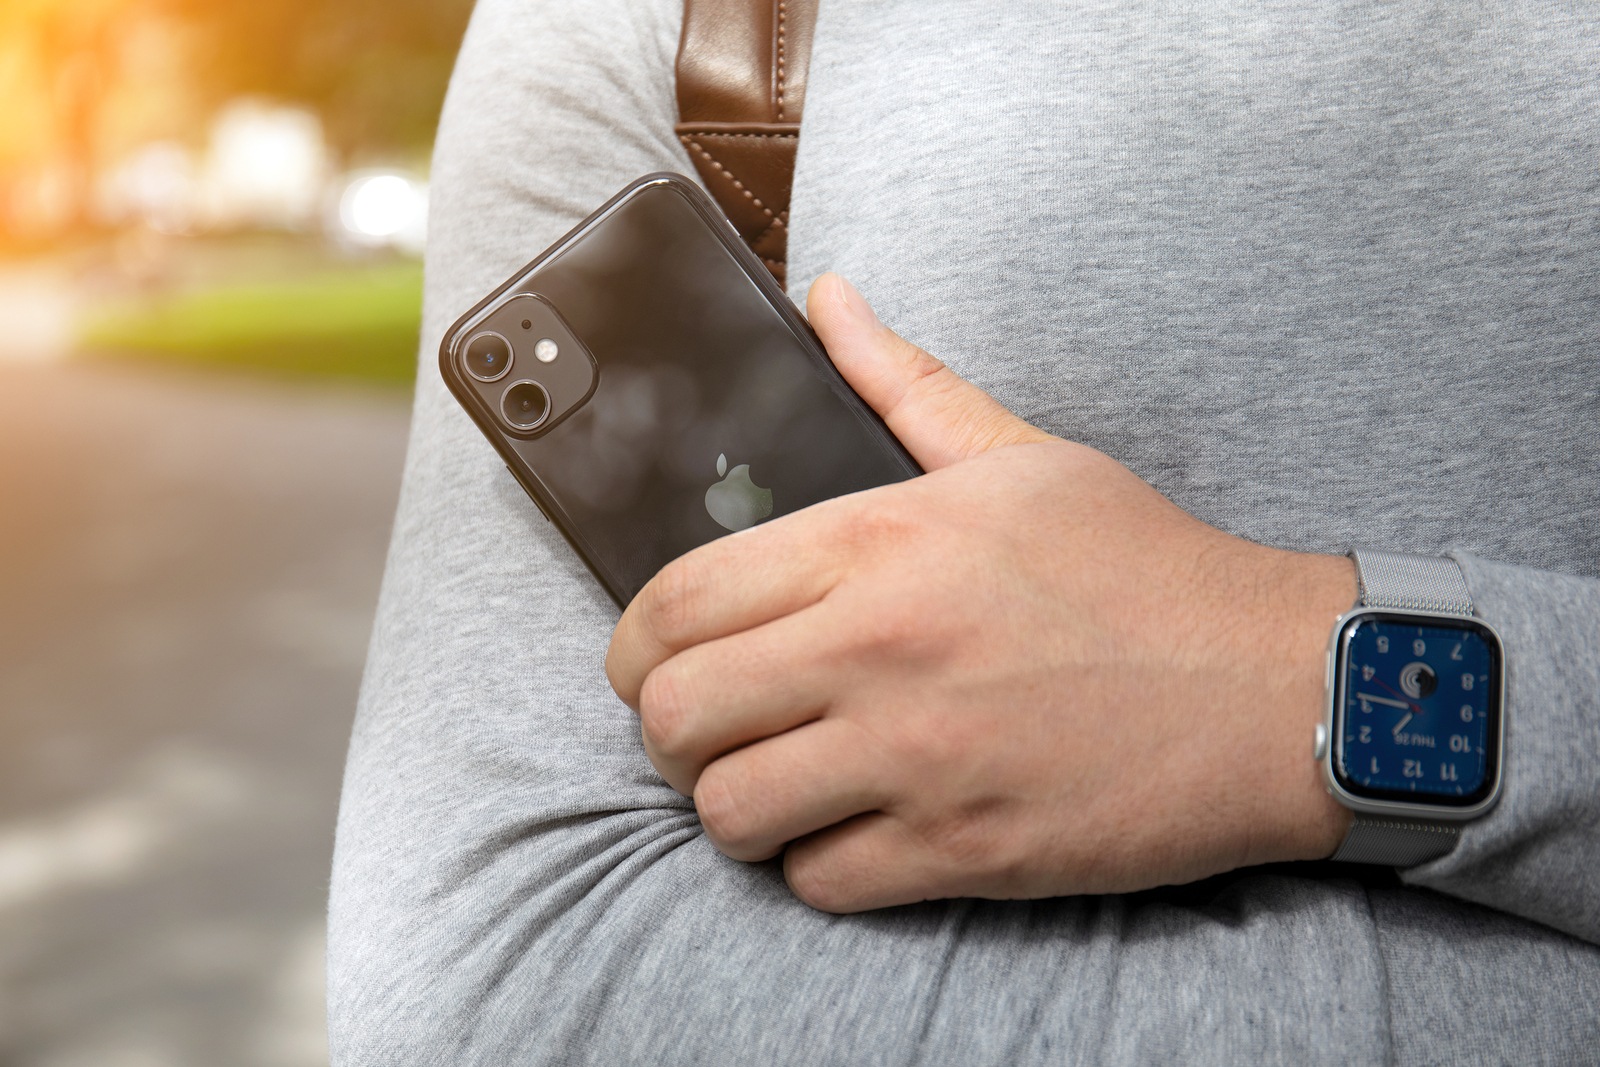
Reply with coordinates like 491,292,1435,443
1334,612,1502,806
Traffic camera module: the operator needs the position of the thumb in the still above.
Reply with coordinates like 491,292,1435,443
807,273,1052,471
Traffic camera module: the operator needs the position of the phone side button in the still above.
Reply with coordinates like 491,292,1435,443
504,464,551,522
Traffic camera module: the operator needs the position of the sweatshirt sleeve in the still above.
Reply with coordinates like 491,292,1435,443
325,3,1600,1064
324,3,1404,1064
1401,552,1600,945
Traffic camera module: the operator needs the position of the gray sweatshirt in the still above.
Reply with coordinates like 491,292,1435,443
328,0,1600,1062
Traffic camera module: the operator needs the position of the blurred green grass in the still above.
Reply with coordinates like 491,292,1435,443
80,259,423,384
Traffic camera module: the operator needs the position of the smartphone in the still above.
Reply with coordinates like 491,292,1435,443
439,173,920,606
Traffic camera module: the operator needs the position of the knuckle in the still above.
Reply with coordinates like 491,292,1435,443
884,719,959,773
849,593,945,665
637,664,697,759
834,495,915,552
891,335,948,387
917,807,1016,886
904,363,970,422
927,818,992,870
602,641,635,704
637,558,707,647
783,849,854,913
694,764,760,856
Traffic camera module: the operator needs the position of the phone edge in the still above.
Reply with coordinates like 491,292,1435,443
436,172,922,608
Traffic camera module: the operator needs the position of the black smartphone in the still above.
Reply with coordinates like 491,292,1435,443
439,173,920,606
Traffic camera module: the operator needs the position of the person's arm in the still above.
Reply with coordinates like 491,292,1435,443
1401,555,1600,944
607,270,1359,909
329,1,1600,1064
607,275,1600,946
326,2,1400,1063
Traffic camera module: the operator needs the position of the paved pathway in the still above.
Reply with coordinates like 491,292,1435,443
0,362,412,1066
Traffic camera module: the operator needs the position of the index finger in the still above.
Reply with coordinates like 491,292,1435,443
605,499,858,708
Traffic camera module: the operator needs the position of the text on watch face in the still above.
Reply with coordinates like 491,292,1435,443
1337,616,1496,804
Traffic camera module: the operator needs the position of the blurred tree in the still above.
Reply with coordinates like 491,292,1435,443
169,0,476,161
0,0,475,238
0,0,154,233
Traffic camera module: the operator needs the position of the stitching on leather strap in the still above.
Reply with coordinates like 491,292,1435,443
678,136,778,219
776,0,788,121
680,131,798,141
749,212,787,246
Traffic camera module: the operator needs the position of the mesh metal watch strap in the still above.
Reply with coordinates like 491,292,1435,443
1332,549,1475,866
1350,549,1475,615
1331,814,1460,865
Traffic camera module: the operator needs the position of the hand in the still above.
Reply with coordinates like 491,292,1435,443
606,274,1355,913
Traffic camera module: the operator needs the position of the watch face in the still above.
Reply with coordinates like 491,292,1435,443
1333,611,1502,807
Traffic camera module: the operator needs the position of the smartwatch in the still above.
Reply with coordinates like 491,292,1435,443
1317,550,1506,866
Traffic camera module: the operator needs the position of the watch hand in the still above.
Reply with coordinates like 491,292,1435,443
1355,692,1411,710
1391,712,1413,737
1367,676,1424,712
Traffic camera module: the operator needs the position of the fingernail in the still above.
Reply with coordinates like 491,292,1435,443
834,274,879,327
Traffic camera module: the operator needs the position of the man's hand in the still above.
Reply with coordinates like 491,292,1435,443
606,274,1354,913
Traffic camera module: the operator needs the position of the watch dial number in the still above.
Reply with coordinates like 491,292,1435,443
1340,616,1496,803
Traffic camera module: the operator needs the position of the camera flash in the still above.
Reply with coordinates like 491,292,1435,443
534,338,559,363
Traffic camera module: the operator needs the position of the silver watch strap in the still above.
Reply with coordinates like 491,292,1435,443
1333,549,1475,866
1331,814,1459,865
1350,549,1474,615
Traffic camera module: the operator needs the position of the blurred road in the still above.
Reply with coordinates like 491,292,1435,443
0,363,411,1066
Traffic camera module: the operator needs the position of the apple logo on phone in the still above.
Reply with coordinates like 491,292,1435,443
704,453,773,532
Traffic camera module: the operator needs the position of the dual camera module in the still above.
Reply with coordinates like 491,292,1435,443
463,317,565,431
460,289,601,435
454,293,598,439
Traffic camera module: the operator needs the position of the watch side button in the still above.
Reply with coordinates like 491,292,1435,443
1313,722,1328,761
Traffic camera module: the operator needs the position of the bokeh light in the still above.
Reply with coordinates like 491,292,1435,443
0,1,474,1064
337,172,428,253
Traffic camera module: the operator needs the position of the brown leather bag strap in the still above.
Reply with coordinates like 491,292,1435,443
675,0,819,287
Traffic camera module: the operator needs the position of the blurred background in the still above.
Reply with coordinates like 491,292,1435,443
0,1,474,1062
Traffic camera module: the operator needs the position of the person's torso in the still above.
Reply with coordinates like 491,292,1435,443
788,0,1599,577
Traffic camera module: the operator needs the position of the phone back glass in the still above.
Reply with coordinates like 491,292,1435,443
442,177,918,604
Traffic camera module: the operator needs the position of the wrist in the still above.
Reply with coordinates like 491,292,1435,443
1245,548,1356,863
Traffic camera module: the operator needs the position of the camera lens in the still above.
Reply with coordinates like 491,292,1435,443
464,332,513,382
501,380,550,430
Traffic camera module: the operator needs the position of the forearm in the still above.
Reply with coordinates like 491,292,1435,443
329,5,1385,1055
1399,552,1600,944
